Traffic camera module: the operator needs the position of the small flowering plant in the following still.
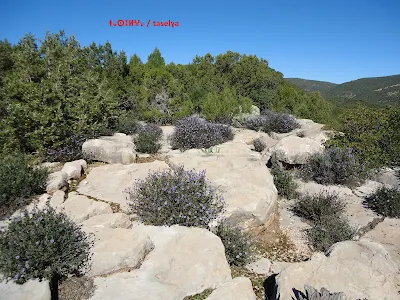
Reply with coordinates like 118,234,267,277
0,203,93,293
127,165,225,227
243,110,300,134
216,218,257,267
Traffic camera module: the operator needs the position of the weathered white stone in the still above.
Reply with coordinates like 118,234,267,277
82,133,136,164
81,213,131,230
206,277,256,300
89,225,232,300
61,159,87,180
77,161,169,211
57,192,112,223
353,180,386,198
88,227,154,276
371,167,400,187
274,241,399,300
46,171,68,194
270,136,324,164
245,257,271,275
0,279,51,300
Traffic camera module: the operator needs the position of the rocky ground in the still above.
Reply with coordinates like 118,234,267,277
1,118,399,300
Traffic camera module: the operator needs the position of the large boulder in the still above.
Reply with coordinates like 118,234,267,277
273,241,400,300
168,137,278,228
206,277,256,300
82,133,136,164
57,192,112,223
77,161,169,211
87,227,154,276
61,159,87,180
0,279,50,300
89,225,232,300
270,136,324,165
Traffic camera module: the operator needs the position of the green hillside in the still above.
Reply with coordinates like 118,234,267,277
285,78,337,94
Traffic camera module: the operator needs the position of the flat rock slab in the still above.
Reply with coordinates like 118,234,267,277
206,277,256,300
0,279,50,300
57,192,112,223
87,227,154,277
274,240,400,300
245,257,271,275
81,213,132,230
168,140,277,228
77,161,169,211
89,225,231,300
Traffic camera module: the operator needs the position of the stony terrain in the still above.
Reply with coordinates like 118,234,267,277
1,117,399,300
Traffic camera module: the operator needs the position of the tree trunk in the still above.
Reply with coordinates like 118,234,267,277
49,274,59,300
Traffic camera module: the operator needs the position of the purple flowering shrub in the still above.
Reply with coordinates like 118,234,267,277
0,204,93,297
127,165,225,227
0,154,49,219
215,219,257,266
301,147,367,187
134,123,163,153
243,110,300,134
170,116,234,150
253,138,266,152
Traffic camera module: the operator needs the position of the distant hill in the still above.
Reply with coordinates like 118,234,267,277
286,74,400,106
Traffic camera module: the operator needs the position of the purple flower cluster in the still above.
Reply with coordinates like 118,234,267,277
171,116,234,150
128,165,225,227
244,110,300,134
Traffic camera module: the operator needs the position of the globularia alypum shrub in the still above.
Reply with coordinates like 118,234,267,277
127,165,225,227
271,165,299,200
301,147,366,187
0,154,49,218
170,116,234,150
216,219,257,267
294,285,346,300
134,123,163,154
253,138,266,152
243,110,300,134
0,204,93,297
363,186,400,218
292,191,345,223
307,216,356,252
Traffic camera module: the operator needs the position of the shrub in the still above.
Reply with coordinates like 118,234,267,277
216,219,256,266
127,165,225,227
114,111,140,135
134,123,163,154
0,204,93,298
292,191,345,223
170,116,234,150
294,285,346,300
363,186,400,218
253,138,266,152
301,147,366,187
271,166,299,200
0,154,49,218
306,216,356,252
243,110,300,134
44,133,89,163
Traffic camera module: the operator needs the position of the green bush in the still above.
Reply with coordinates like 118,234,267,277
307,216,356,252
0,154,49,218
133,123,163,154
301,147,366,187
127,166,225,227
253,138,266,152
0,204,93,297
114,111,140,135
216,219,256,266
271,166,299,200
363,186,400,218
292,191,345,223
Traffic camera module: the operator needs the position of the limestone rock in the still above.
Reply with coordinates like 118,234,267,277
46,171,68,194
81,213,131,230
245,257,271,275
61,159,87,180
0,279,51,300
206,277,256,300
57,192,112,223
352,180,384,198
273,240,400,300
372,167,400,187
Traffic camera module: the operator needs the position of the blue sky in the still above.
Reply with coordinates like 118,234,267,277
1,0,399,83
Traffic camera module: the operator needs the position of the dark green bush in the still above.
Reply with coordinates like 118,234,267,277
127,166,225,227
253,138,266,152
216,219,256,266
306,216,356,252
301,147,366,187
363,186,400,218
292,191,345,223
271,166,299,200
134,123,163,154
0,204,93,297
0,154,49,218
114,111,140,135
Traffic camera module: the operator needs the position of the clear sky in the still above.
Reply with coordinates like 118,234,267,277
1,0,399,84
